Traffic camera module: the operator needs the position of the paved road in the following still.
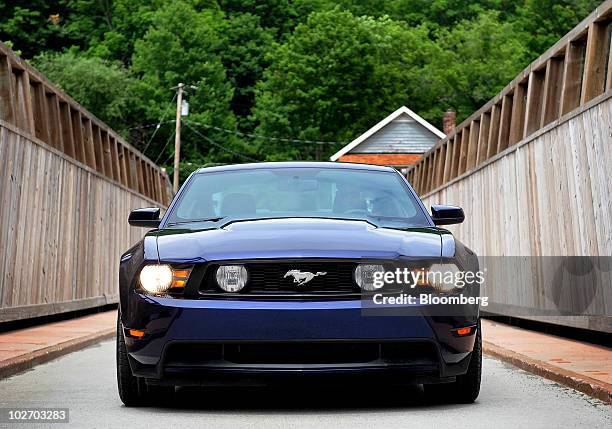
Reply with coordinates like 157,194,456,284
0,340,609,428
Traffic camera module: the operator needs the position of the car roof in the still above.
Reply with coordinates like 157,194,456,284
194,161,397,174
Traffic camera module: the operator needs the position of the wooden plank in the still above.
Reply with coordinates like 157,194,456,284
487,103,501,158
442,139,453,183
509,81,527,145
147,164,156,200
560,40,586,115
497,94,513,160
59,101,76,159
540,57,564,126
419,157,428,195
466,120,480,170
70,109,86,164
109,137,120,183
476,112,491,164
458,128,470,175
419,158,428,195
31,82,51,144
416,163,424,194
435,146,445,189
13,71,29,132
46,93,64,151
101,131,114,179
450,134,460,178
430,149,437,190
524,70,545,137
425,155,434,194
128,151,138,190
154,169,164,204
92,125,105,175
82,118,97,170
118,144,129,187
0,55,16,124
607,30,612,90
136,159,146,195
17,71,35,133
581,21,609,104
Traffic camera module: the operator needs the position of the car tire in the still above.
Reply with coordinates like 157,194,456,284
425,319,482,404
116,314,174,407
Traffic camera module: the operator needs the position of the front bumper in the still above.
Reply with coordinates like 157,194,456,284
122,293,478,385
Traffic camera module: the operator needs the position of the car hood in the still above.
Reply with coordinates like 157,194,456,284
153,218,444,263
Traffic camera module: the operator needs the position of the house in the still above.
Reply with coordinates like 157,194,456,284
329,106,447,168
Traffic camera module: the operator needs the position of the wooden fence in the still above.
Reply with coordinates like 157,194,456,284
409,0,612,332
0,42,171,205
0,43,171,322
407,0,612,195
420,96,612,332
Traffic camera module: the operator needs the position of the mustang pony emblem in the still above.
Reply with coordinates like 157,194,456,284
284,270,327,286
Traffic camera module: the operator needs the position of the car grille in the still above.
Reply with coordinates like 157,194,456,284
163,341,439,367
199,261,359,296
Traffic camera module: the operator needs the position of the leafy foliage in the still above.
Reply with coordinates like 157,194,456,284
33,50,137,131
0,0,602,171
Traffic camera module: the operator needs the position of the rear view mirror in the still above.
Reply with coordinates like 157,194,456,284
431,204,465,225
128,207,161,228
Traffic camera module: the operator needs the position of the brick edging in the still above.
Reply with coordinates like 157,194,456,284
0,328,115,380
484,340,612,404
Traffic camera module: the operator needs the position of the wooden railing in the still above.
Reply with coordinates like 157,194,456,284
406,0,612,195
0,42,171,205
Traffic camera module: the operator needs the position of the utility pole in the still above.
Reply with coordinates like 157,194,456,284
173,83,184,194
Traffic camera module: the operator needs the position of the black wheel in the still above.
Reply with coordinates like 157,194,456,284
116,314,174,407
425,319,482,404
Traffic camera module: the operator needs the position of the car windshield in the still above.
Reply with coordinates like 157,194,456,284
165,167,430,228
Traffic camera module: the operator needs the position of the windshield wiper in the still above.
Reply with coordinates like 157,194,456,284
167,216,225,226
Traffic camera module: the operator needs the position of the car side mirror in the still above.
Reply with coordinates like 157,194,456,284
128,207,161,228
431,204,465,225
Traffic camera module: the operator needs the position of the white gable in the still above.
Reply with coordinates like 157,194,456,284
330,106,445,161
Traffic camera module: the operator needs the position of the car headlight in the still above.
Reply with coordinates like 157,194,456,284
216,265,248,292
139,264,173,294
427,263,464,293
354,264,385,291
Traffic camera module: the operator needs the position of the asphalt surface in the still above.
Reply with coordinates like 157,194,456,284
0,340,609,429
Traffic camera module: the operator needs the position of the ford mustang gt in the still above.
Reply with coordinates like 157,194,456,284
117,162,481,406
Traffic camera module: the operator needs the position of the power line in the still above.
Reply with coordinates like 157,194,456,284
141,92,178,156
184,122,258,162
120,120,176,132
186,119,344,145
154,130,176,164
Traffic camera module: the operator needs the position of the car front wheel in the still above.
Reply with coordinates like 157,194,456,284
425,319,482,403
116,313,173,407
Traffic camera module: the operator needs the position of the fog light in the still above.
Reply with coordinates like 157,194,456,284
354,264,385,291
216,265,248,292
139,264,173,294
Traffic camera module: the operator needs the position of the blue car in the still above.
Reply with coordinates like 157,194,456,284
117,162,481,406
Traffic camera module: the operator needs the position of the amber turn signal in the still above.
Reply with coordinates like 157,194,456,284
454,326,474,336
171,268,192,289
128,329,145,338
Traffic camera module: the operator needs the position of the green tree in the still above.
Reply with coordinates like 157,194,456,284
421,11,530,123
218,13,275,131
132,1,256,168
253,8,439,160
32,50,138,131
514,0,601,57
0,1,75,57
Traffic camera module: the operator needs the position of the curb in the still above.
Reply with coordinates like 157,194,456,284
0,328,114,380
483,340,612,404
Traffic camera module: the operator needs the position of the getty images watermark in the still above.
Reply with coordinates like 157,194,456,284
365,266,489,307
